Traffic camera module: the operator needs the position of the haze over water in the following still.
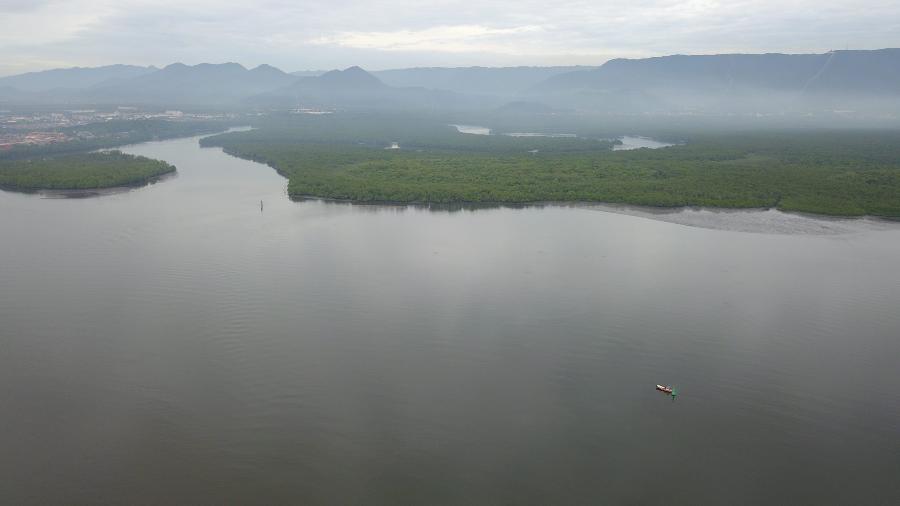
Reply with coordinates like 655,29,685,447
1,135,899,504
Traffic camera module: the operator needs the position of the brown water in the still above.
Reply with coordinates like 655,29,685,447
1,134,899,504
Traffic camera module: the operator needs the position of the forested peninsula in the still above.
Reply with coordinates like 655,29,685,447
202,116,900,217
0,151,175,191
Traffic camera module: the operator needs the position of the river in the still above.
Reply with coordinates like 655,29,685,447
1,134,899,504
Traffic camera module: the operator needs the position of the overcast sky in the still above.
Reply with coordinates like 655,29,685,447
1,0,898,76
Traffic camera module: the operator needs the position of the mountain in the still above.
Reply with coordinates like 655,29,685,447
85,62,298,105
255,66,489,111
290,70,327,77
0,63,298,105
800,50,900,95
297,66,387,91
0,64,156,93
494,101,557,114
0,85,30,104
373,66,597,95
532,49,900,113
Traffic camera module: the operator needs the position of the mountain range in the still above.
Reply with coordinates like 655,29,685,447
84,63,296,105
538,50,900,95
0,62,296,106
252,66,486,110
0,64,157,93
532,49,900,112
1,49,899,114
371,66,595,95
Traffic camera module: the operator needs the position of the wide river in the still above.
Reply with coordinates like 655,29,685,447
1,134,899,504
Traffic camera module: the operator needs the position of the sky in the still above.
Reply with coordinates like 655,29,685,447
1,0,899,76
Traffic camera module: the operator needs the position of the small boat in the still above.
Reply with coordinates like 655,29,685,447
656,384,673,394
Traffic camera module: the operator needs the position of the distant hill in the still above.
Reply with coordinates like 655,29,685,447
256,66,485,110
0,64,156,93
295,66,387,91
257,66,385,105
532,49,900,112
493,101,557,114
85,63,298,105
290,70,327,77
0,85,29,104
373,66,597,95
0,63,298,105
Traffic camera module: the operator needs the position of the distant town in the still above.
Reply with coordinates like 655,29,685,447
0,108,234,150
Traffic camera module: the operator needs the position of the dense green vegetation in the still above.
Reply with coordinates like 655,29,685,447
202,115,900,217
0,151,175,190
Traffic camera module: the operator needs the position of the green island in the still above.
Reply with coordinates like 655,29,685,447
0,151,175,190
201,115,900,217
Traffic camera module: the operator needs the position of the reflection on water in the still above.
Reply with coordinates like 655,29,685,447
1,134,899,504
585,203,896,235
614,135,677,150
450,125,676,149
503,132,577,138
450,124,491,135
450,124,576,138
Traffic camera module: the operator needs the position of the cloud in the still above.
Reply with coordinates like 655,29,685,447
308,25,546,53
1,0,899,75
0,0,115,45
0,0,56,13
